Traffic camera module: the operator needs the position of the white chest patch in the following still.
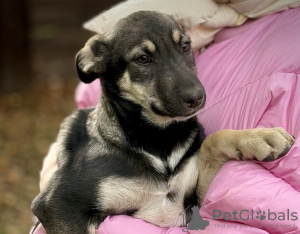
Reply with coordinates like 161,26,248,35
167,144,190,171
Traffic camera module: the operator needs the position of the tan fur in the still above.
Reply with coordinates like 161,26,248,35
118,71,150,106
39,143,59,191
126,40,155,61
118,71,175,127
172,29,181,43
77,35,102,73
143,40,156,53
142,151,167,174
197,127,295,204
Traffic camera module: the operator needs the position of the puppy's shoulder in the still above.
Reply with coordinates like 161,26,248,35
57,108,94,141
54,108,95,164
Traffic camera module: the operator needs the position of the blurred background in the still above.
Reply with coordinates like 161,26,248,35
0,0,121,233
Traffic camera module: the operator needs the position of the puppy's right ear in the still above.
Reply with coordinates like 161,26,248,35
75,35,108,83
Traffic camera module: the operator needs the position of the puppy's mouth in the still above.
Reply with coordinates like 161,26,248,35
150,100,205,120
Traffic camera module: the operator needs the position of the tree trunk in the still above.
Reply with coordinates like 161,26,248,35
0,0,31,93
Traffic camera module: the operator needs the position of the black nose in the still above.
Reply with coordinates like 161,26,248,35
180,89,204,109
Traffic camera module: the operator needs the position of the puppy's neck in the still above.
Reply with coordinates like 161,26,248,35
88,94,127,148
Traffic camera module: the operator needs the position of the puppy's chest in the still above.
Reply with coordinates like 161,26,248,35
98,149,199,227
142,145,190,175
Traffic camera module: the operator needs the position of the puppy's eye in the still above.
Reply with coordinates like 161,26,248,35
136,55,151,64
182,42,190,52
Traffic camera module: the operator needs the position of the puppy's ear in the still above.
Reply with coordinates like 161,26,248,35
75,35,108,83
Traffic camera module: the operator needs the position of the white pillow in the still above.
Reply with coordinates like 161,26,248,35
217,0,300,18
83,0,300,50
83,0,245,50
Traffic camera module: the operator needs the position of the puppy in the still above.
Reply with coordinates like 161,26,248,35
31,11,294,234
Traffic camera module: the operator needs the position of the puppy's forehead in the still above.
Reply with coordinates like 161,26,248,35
112,11,183,42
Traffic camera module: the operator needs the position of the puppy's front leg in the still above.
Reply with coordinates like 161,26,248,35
197,127,295,205
32,169,101,234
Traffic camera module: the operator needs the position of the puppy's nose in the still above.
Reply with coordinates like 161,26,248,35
180,89,204,109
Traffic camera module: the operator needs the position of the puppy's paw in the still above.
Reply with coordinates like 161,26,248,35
237,127,295,162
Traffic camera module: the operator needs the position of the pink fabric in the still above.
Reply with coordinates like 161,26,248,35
75,81,100,109
192,7,300,233
33,7,300,234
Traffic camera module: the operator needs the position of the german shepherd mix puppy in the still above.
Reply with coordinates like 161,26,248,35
31,11,294,234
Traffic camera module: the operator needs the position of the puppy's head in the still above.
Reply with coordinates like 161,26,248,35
76,11,206,127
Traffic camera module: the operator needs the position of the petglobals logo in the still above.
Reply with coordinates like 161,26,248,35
212,209,298,221
179,207,298,232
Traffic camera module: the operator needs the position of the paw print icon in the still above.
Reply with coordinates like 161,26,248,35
256,210,266,220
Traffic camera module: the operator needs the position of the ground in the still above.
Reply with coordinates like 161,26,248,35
0,81,77,234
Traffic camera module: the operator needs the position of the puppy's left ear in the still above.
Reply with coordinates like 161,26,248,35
75,34,108,83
